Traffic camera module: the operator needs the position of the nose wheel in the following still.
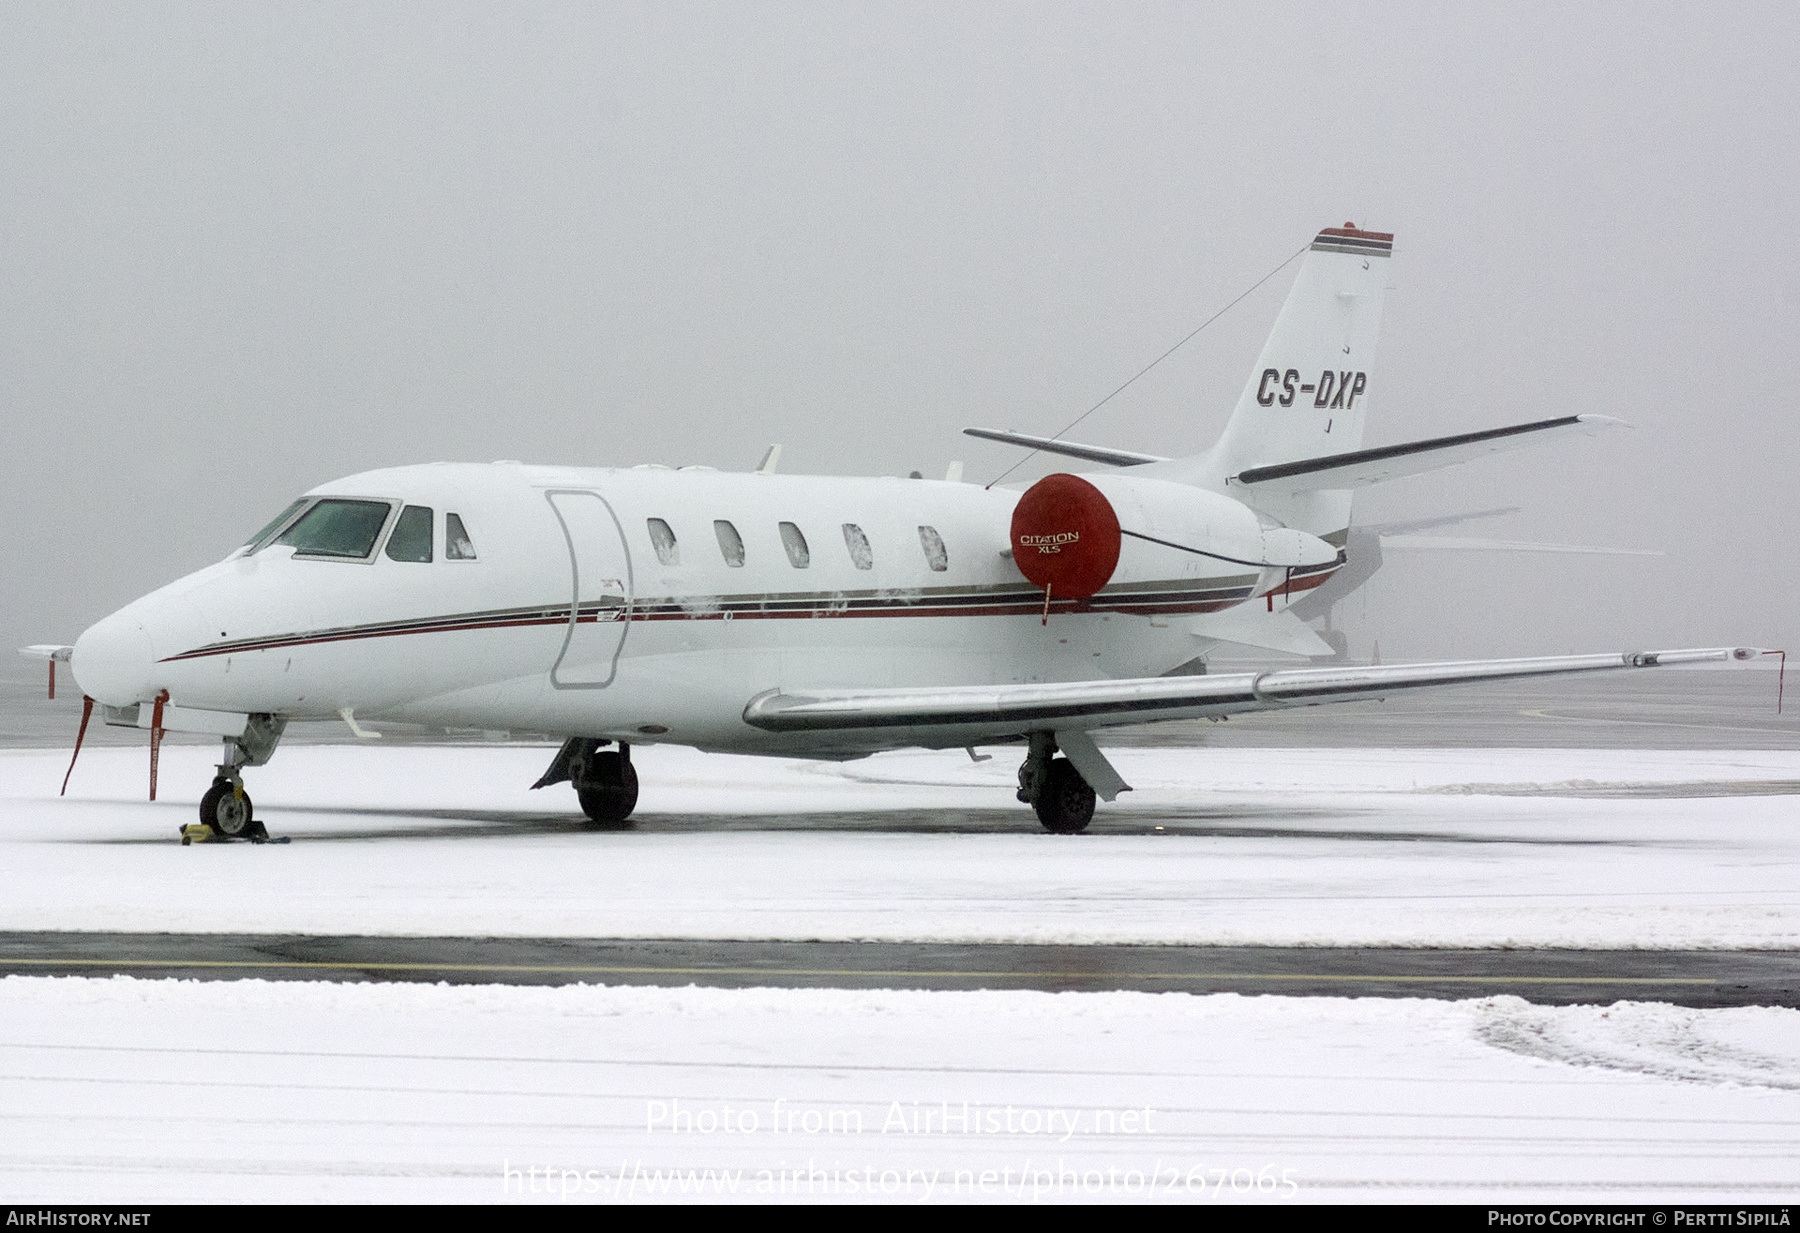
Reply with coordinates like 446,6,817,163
198,778,266,841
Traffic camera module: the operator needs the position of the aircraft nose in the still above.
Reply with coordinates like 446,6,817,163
71,611,158,706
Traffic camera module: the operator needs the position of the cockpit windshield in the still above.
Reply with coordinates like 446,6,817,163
274,499,394,559
242,500,309,553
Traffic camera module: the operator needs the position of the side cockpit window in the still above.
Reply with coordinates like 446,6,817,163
276,499,393,560
446,513,478,561
647,518,679,566
385,506,433,562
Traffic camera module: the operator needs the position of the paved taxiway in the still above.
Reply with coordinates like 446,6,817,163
3,933,1797,1007
3,666,1792,1007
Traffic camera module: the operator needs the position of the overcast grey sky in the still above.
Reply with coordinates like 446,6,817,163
3,1,1796,673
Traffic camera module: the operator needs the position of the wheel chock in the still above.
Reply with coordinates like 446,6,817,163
178,821,287,845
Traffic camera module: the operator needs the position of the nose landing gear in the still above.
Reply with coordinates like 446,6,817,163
198,777,262,840
187,714,286,843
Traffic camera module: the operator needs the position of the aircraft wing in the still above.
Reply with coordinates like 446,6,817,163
743,646,1759,735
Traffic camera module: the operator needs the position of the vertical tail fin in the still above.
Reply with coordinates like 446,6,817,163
1144,225,1392,538
1215,226,1392,474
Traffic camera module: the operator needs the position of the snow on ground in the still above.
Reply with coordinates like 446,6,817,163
1,744,1797,947
2,975,1796,1205
5,744,1797,1204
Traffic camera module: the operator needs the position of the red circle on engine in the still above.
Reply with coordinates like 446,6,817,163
1009,473,1122,598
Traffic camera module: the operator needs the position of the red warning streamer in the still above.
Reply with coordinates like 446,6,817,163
149,690,168,802
61,696,93,797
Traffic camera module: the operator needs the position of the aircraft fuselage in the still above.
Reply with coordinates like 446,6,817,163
72,461,1312,756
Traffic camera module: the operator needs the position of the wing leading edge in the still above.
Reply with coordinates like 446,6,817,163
744,647,1760,735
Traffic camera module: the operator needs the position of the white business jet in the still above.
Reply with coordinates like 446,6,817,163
21,225,1758,836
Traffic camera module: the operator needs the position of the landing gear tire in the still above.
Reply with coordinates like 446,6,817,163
576,753,639,827
200,780,255,838
1033,758,1095,835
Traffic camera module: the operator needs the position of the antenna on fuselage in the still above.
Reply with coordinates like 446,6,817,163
756,444,782,474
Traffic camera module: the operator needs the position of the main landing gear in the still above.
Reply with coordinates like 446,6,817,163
533,738,639,826
1016,732,1096,834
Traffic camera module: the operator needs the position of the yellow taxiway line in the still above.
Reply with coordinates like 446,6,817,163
0,957,1717,985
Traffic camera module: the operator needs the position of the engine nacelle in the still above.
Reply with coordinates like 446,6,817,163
1008,473,1122,597
1010,472,1338,599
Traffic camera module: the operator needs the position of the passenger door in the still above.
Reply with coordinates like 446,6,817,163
546,490,633,688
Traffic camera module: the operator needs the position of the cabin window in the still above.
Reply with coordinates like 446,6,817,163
647,518,679,566
779,522,810,568
842,523,873,570
445,513,478,560
918,525,948,571
276,499,393,560
714,520,745,567
385,505,433,562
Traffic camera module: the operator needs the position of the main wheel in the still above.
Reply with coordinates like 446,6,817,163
576,753,639,826
199,780,255,838
1032,758,1094,834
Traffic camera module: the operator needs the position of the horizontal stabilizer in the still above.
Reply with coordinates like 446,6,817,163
1380,535,1663,557
963,428,1168,468
1188,606,1336,658
743,647,1761,735
1231,415,1623,492
18,645,73,662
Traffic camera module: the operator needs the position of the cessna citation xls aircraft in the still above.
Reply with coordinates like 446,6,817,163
23,225,1757,836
